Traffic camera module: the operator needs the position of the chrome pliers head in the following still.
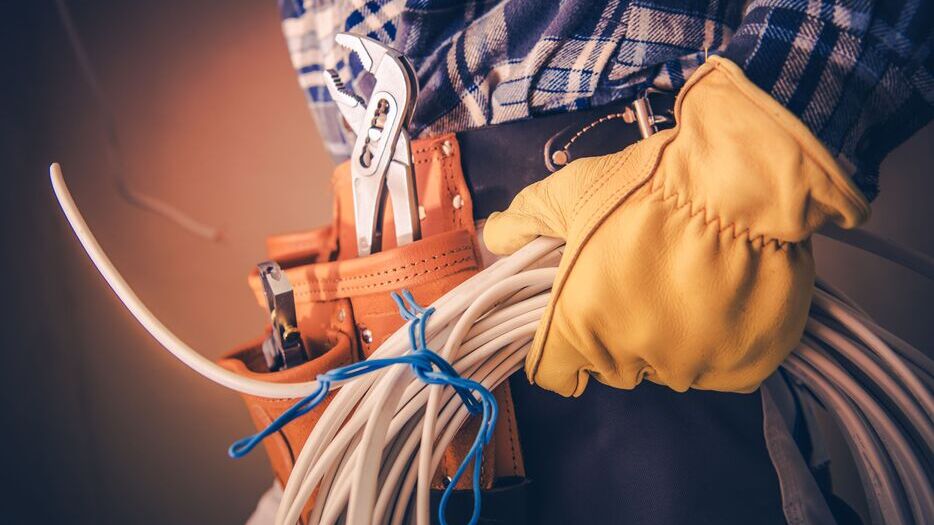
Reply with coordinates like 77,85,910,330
324,33,421,256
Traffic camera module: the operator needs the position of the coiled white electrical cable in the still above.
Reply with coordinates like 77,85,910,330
51,163,933,525
281,243,932,525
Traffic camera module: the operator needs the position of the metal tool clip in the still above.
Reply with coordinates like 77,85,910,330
629,88,672,139
544,87,675,172
323,33,421,256
258,261,308,371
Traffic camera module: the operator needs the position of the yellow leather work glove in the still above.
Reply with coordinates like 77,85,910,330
483,57,870,397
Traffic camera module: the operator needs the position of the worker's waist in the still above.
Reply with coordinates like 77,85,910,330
445,91,676,219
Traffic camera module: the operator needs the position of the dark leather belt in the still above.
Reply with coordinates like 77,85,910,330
455,91,676,219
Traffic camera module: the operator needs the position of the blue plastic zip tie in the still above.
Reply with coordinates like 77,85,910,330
228,289,497,525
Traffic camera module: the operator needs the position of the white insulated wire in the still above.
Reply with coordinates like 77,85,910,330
797,343,932,521
782,354,909,524
51,162,933,525
811,289,934,419
821,223,934,280
50,163,319,398
806,319,933,450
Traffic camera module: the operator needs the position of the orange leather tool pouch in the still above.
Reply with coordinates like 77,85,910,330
218,134,525,518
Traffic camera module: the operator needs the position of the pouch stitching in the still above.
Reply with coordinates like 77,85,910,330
293,256,477,295
296,245,473,285
501,386,520,474
412,142,442,155
440,143,460,230
413,141,442,165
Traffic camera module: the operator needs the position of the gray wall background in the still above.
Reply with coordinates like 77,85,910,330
1,1,930,523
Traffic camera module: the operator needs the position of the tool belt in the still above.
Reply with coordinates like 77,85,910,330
218,133,528,524
218,91,675,523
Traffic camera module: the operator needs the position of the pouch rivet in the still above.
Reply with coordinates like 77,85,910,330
418,205,427,220
441,140,454,157
361,328,373,344
452,194,463,210
337,308,346,322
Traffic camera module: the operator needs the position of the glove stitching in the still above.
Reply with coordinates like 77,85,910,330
292,256,477,295
531,139,666,389
577,139,669,243
564,169,655,395
570,148,634,216
653,184,791,250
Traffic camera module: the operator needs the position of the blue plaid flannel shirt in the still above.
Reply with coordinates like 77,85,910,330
280,0,932,199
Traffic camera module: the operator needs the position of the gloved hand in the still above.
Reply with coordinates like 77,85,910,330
483,56,870,396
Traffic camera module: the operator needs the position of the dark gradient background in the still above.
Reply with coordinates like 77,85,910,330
1,1,930,523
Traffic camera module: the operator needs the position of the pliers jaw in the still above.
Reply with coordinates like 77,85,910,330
324,33,421,257
323,70,366,130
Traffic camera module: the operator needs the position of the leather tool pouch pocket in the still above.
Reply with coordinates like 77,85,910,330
218,134,527,522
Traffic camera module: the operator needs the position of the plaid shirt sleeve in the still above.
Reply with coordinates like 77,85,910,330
723,0,933,199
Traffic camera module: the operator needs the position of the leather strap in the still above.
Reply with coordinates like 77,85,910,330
457,93,675,219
